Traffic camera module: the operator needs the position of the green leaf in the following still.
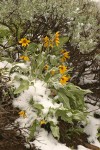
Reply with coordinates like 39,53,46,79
29,120,38,141
66,83,92,95
36,53,46,73
58,90,70,109
52,36,69,54
27,43,38,52
51,126,59,139
56,109,73,123
59,36,69,47
64,83,91,109
72,110,87,121
9,65,28,75
14,79,29,94
33,103,44,110
50,56,58,65
44,72,51,82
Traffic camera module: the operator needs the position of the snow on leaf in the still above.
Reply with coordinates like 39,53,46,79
14,79,29,94
51,126,60,139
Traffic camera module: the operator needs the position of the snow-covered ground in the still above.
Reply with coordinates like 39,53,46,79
25,129,91,150
91,0,100,2
84,103,100,148
32,103,100,150
33,129,91,150
0,60,100,150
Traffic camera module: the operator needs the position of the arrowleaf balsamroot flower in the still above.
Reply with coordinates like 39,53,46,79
44,64,49,70
20,55,29,61
60,56,66,62
18,110,27,118
59,65,67,74
63,51,70,59
50,70,55,75
49,39,53,48
60,75,70,85
19,38,30,47
40,120,47,125
43,36,50,48
54,31,60,46
60,49,66,54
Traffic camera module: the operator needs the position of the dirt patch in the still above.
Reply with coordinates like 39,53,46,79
59,120,100,150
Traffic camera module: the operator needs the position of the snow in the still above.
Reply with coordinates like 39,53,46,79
84,103,100,148
23,129,93,150
79,73,98,85
33,80,50,98
12,79,62,141
85,95,100,106
77,145,91,150
14,63,29,69
28,129,91,150
0,61,12,69
84,116,100,147
86,103,100,115
13,79,61,115
10,72,29,88
33,129,71,150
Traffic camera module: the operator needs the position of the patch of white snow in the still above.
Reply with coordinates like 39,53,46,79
33,129,71,150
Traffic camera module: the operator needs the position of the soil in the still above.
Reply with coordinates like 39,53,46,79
59,120,100,150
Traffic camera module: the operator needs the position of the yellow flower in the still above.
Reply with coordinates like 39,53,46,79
50,70,55,75
40,120,46,125
60,49,66,54
60,57,66,62
43,36,50,48
59,65,67,74
60,75,70,85
49,39,53,48
63,51,70,59
60,51,70,62
18,110,26,118
54,31,60,46
44,64,49,70
20,55,29,61
19,38,30,47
